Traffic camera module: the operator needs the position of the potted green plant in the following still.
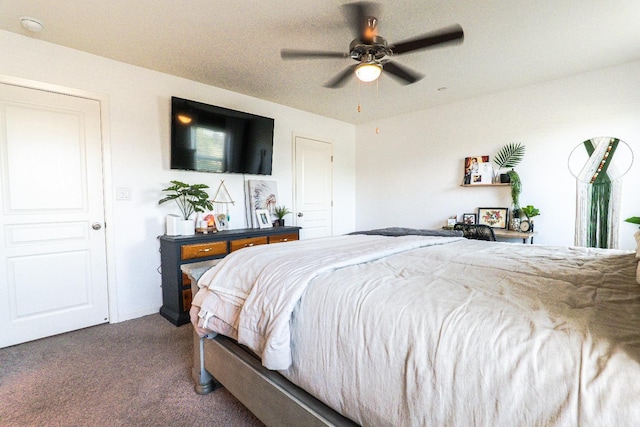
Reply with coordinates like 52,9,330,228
273,205,292,227
494,142,525,183
494,143,526,229
521,205,540,232
159,180,213,235
521,205,540,220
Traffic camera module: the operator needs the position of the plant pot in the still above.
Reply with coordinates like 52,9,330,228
180,219,196,236
273,219,285,227
499,173,511,183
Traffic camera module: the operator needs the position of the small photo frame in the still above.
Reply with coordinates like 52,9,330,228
462,213,477,225
213,213,229,231
256,209,272,229
477,207,509,229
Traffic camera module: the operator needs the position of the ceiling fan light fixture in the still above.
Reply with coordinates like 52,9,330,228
355,62,382,83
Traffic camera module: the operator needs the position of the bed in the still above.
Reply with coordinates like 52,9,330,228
187,228,640,426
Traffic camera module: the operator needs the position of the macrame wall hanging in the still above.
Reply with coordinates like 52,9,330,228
211,180,235,218
568,137,633,248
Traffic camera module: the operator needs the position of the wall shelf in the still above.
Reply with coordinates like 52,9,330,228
460,183,510,187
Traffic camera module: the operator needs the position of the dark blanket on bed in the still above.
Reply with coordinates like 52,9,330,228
349,227,463,238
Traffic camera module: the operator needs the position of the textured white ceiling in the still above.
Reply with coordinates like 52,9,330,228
2,0,640,124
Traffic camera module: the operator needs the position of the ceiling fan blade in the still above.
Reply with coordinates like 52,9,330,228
281,49,349,60
382,61,424,85
324,64,358,88
390,24,464,55
343,1,380,42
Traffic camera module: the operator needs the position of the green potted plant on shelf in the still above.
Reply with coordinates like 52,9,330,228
273,205,292,227
494,143,526,229
520,205,540,232
521,205,540,220
494,142,525,184
159,180,214,235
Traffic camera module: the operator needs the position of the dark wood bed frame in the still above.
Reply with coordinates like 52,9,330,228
186,266,358,427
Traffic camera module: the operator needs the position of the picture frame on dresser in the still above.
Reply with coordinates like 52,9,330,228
256,209,272,229
477,207,509,229
463,213,477,225
213,213,229,231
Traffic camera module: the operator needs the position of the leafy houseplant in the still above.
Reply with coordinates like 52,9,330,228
507,169,522,214
273,205,292,227
494,142,525,183
158,180,214,220
521,205,540,220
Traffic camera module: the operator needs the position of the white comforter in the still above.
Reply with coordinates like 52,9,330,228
193,234,463,369
193,234,640,426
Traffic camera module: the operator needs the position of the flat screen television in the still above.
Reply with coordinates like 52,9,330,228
170,97,274,175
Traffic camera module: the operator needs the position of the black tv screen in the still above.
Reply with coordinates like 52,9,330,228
170,97,274,175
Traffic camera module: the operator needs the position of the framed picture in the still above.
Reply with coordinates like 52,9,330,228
462,213,477,225
463,155,492,185
256,209,272,229
213,213,229,231
247,180,278,228
477,207,509,229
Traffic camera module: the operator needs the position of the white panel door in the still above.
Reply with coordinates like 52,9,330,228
0,83,108,348
293,136,333,239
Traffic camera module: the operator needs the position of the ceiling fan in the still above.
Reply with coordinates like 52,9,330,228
280,2,464,88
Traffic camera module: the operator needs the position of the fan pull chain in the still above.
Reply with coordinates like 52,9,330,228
357,80,361,112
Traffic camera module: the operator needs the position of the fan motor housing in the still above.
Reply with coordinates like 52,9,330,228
349,36,389,62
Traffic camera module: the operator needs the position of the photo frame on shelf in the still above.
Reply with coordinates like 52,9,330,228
213,213,229,231
256,209,272,229
477,207,509,229
462,213,477,225
463,155,492,185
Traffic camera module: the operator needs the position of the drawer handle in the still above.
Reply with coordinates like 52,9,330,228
199,248,211,253
246,243,254,247
282,238,288,241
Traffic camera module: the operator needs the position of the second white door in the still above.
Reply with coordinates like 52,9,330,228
293,135,333,239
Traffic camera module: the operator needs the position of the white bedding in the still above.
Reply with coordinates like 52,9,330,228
193,234,463,369
193,234,640,426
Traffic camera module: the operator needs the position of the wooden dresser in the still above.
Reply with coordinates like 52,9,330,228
159,226,300,326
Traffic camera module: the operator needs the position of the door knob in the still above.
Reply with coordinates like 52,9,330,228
297,212,304,217
92,223,102,230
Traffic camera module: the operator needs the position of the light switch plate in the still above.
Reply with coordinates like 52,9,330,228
116,187,132,201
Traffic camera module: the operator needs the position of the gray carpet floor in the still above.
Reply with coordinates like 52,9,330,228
0,314,264,427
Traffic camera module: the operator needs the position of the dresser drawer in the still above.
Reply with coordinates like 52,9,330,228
230,236,268,252
268,233,299,244
181,241,228,260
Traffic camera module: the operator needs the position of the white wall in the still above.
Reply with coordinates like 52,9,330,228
0,30,356,322
356,60,640,251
